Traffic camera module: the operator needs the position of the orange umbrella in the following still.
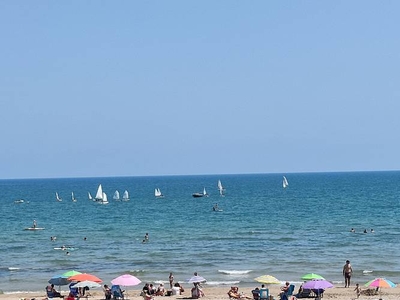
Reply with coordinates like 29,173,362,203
68,273,102,283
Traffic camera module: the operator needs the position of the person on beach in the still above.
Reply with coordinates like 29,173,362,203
169,272,174,289
251,287,260,300
279,282,291,299
354,283,361,298
172,283,183,295
48,284,62,298
343,260,353,288
156,283,165,296
103,284,111,300
227,286,250,300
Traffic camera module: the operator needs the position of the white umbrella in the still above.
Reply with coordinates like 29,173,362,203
71,280,101,288
188,275,206,284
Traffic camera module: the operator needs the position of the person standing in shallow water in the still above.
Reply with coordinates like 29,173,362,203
169,272,174,289
343,260,353,288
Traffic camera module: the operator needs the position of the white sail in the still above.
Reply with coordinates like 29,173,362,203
218,180,225,196
203,187,208,196
99,192,109,204
55,192,62,202
113,190,120,201
283,176,289,188
95,184,103,201
155,188,163,197
122,190,129,201
88,192,93,200
71,192,77,202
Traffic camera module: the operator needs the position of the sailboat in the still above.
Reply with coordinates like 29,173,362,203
88,192,93,201
71,192,77,202
217,180,225,196
55,192,62,202
283,176,289,188
99,192,109,205
122,190,130,201
155,188,164,198
113,190,120,201
192,187,208,198
95,184,103,202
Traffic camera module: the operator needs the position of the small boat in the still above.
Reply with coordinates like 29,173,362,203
155,188,164,198
122,190,130,201
217,180,225,196
24,227,45,231
88,192,93,201
113,190,120,201
71,192,77,202
98,192,109,205
283,176,289,188
55,192,62,202
95,184,103,202
14,199,25,204
192,187,208,198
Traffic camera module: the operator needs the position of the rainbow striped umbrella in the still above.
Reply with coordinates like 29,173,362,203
365,278,396,288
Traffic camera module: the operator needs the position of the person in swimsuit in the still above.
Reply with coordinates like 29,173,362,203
343,260,353,288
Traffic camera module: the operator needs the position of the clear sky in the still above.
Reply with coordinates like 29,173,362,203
1,1,399,179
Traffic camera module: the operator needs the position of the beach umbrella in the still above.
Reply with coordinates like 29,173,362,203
71,280,101,288
301,273,325,281
68,273,102,283
49,275,70,286
254,275,280,284
111,274,142,286
62,270,82,277
364,278,396,289
303,279,333,290
365,278,396,299
303,279,333,298
187,275,207,284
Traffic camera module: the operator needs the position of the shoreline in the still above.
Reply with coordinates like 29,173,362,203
1,285,400,300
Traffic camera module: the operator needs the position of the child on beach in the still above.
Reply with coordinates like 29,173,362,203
354,284,361,299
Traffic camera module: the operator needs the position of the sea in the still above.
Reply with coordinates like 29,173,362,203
1,171,400,294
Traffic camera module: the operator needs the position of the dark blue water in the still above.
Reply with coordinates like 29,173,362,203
1,172,399,293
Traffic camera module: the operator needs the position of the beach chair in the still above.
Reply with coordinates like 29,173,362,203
251,289,260,300
296,288,312,298
111,285,124,300
259,288,269,300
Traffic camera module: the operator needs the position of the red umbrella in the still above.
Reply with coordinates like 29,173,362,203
68,273,102,283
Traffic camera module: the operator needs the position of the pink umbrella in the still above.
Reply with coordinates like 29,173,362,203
111,274,141,286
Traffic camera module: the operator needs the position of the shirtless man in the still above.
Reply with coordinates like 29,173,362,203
343,260,353,288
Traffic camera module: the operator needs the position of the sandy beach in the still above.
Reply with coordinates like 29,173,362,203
1,285,399,300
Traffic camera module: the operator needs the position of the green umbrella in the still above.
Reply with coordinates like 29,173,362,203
62,270,82,277
301,273,325,281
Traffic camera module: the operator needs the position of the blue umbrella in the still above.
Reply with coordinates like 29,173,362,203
48,275,70,286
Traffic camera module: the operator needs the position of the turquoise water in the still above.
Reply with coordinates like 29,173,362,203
1,172,400,293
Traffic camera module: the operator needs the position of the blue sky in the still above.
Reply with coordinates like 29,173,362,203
1,1,399,179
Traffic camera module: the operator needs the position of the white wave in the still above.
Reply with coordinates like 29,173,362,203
218,270,252,275
8,267,20,271
206,280,240,286
363,270,373,274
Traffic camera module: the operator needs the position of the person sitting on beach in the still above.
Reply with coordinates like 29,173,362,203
191,283,204,299
103,285,112,300
251,287,260,300
49,284,62,298
279,282,290,299
155,283,165,296
66,292,75,300
228,287,251,300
